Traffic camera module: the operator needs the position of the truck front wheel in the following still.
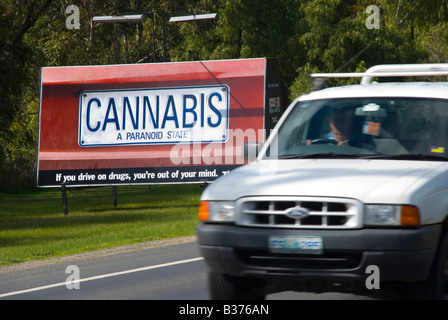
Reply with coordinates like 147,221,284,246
409,230,448,300
208,271,265,300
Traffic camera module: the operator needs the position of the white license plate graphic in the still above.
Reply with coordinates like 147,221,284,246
269,236,323,254
79,85,229,146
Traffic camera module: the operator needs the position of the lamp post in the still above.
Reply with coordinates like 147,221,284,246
89,12,155,204
92,14,145,23
162,12,218,62
90,13,155,64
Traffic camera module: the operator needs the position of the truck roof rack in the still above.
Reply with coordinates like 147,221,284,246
309,63,448,87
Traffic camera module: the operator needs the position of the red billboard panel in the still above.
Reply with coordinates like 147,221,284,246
37,58,282,187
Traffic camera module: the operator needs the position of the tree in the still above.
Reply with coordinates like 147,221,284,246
1,0,448,190
170,0,305,104
0,0,54,189
289,0,429,98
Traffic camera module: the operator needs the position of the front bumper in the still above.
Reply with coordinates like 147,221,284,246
197,223,441,293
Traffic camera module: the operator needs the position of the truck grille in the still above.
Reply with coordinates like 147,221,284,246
236,249,362,270
237,197,362,229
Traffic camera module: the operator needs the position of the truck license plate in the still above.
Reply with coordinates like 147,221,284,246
269,236,323,254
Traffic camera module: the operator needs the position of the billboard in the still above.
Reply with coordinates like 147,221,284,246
37,58,282,187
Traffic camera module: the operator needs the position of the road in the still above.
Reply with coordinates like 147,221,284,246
0,237,374,300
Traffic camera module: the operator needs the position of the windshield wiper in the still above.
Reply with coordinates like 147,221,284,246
361,154,448,161
278,153,362,159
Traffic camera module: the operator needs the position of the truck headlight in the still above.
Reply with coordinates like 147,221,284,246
198,201,235,222
365,205,420,226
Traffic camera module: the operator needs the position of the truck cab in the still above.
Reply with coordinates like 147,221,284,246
196,64,448,300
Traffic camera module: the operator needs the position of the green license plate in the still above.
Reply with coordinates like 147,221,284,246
269,236,323,254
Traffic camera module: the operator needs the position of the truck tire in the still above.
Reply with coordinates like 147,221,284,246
409,230,448,300
208,272,265,300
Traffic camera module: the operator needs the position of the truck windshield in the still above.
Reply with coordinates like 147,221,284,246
265,97,448,161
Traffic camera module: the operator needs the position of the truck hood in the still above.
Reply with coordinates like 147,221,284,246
202,159,446,204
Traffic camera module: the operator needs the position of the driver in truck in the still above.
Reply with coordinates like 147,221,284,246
327,108,356,146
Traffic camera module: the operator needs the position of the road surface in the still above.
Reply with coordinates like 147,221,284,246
0,236,374,300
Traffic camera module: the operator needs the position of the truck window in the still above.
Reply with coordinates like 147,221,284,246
266,98,448,160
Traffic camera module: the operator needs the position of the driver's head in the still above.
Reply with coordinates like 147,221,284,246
329,108,354,142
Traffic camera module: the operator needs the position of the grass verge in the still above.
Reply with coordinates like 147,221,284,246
0,184,203,266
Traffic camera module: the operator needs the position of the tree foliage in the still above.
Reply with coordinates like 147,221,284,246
1,0,448,189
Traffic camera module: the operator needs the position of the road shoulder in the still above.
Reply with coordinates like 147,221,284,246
0,236,197,274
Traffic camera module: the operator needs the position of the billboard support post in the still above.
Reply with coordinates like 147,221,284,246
61,184,68,216
113,186,118,207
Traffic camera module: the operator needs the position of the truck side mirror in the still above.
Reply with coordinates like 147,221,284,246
243,142,262,161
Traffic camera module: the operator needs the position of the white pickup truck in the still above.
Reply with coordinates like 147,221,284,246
197,64,448,300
